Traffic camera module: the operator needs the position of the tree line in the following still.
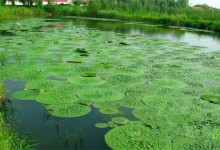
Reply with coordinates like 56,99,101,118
99,0,189,13
1,0,189,13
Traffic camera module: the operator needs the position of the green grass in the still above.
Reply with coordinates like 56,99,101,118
0,82,33,150
0,6,46,23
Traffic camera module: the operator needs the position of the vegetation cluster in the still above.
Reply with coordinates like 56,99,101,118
0,6,45,23
0,83,32,150
44,0,220,32
1,0,220,32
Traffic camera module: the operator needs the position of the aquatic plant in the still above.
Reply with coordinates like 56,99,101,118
150,79,187,89
77,88,124,102
93,101,120,109
46,103,91,118
107,75,146,85
142,94,172,108
105,124,171,149
36,84,80,104
107,121,119,128
12,90,39,100
68,76,106,86
25,79,62,90
111,117,129,125
99,108,120,115
95,123,108,128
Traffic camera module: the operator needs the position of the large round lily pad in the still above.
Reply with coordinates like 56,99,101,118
105,124,171,150
111,117,129,125
12,90,39,100
68,76,106,86
77,88,124,102
46,103,91,118
108,75,146,85
142,94,172,108
150,79,187,89
36,84,80,104
99,108,120,115
25,79,62,90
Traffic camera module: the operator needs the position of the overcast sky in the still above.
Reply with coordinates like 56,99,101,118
189,0,220,8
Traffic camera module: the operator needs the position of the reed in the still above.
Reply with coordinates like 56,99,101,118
0,6,45,23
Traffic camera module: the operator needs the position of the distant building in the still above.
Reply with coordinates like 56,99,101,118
43,0,69,5
5,0,88,5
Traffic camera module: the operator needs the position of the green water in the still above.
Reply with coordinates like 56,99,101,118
1,17,220,149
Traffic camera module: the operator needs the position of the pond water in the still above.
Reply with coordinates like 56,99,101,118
1,17,220,149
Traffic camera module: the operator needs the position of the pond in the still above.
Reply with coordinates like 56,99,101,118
1,17,220,149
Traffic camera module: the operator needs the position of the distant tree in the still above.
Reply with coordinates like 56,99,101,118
0,0,7,5
87,0,102,15
74,0,81,6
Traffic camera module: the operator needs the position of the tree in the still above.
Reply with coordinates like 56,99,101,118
87,0,102,15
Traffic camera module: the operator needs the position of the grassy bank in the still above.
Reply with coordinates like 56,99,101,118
0,82,32,150
44,5,220,33
0,6,46,23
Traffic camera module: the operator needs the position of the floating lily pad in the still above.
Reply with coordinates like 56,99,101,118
25,79,62,90
13,90,39,100
150,79,187,89
36,84,80,104
93,101,120,109
105,124,171,150
108,75,146,85
111,117,129,125
142,94,172,108
77,88,124,102
68,76,106,86
107,121,119,128
99,108,120,115
46,103,91,118
95,123,108,128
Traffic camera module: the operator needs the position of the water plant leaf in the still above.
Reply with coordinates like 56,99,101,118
36,84,80,104
12,90,39,100
95,123,108,128
111,117,129,125
25,79,62,90
107,121,119,128
46,103,91,118
77,88,124,102
142,94,172,108
108,75,146,85
150,79,187,89
99,108,120,115
105,124,171,150
68,76,106,86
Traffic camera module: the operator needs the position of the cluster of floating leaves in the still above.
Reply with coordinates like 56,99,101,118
1,18,220,149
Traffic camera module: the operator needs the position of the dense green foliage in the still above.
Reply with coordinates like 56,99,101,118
42,0,220,32
0,6,45,22
0,83,32,150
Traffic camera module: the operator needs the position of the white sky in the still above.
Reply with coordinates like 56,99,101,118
189,0,220,8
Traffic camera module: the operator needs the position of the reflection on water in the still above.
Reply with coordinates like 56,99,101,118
61,17,220,52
